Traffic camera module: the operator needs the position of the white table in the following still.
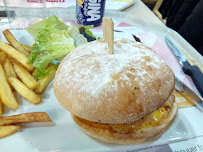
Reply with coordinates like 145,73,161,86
123,0,163,25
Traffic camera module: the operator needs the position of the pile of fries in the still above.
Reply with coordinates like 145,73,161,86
0,29,57,138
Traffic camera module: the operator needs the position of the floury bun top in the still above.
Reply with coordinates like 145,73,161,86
76,0,106,26
53,38,175,124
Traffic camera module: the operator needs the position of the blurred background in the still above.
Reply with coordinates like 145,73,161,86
143,0,203,56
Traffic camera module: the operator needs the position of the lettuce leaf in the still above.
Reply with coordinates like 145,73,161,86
26,16,98,79
67,26,87,47
26,15,68,38
28,25,75,79
81,25,96,39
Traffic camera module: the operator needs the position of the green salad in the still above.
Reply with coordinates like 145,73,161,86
26,15,97,79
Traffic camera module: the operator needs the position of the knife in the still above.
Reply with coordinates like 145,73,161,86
175,77,203,111
114,30,142,42
165,35,203,97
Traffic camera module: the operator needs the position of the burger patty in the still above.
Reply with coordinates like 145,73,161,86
73,95,176,134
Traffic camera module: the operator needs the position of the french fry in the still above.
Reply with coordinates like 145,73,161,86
3,29,30,57
0,40,34,72
4,60,17,79
34,65,57,94
4,60,17,91
13,63,39,89
0,64,18,109
0,99,2,117
7,56,22,66
21,44,32,52
0,126,20,138
0,120,14,126
0,52,8,64
8,77,41,104
0,112,51,126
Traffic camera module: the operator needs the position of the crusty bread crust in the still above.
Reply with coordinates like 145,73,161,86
54,38,175,124
72,97,178,144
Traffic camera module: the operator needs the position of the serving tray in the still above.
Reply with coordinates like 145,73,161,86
0,11,203,152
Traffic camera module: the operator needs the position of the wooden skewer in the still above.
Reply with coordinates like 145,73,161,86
103,18,107,41
103,17,114,54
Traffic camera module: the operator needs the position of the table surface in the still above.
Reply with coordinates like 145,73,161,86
123,0,163,25
0,0,163,26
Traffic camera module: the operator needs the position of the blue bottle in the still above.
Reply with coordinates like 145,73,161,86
76,0,106,26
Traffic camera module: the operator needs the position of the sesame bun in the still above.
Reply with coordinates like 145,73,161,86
54,38,175,124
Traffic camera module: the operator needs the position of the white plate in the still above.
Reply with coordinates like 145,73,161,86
0,30,203,152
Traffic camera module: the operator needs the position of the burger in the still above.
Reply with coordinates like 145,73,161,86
53,38,177,144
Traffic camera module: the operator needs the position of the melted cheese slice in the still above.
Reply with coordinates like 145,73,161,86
76,99,174,134
111,100,173,133
151,102,172,124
